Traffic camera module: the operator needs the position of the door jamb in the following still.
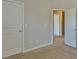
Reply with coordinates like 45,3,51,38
50,9,65,45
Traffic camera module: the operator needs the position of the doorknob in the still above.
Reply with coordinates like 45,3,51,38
19,30,23,32
73,29,76,31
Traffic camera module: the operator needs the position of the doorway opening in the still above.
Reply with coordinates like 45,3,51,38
53,10,65,46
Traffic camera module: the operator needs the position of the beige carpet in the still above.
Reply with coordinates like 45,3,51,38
3,36,77,59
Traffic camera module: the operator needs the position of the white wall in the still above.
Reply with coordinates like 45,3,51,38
23,0,51,51
14,0,76,51
49,0,76,8
54,14,60,36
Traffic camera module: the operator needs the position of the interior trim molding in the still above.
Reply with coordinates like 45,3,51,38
23,42,52,53
2,48,21,58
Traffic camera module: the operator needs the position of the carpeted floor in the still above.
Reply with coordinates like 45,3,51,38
3,36,77,59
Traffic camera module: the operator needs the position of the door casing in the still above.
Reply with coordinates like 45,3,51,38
50,9,64,44
50,8,77,48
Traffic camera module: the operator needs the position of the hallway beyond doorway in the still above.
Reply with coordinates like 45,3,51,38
53,36,64,47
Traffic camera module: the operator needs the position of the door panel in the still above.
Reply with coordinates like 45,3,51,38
2,1,24,58
65,8,76,48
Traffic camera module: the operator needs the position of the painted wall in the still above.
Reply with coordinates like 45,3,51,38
23,0,51,51
62,12,64,35
15,0,76,51
53,14,60,36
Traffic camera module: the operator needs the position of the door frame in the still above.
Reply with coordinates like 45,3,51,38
50,9,65,44
2,0,24,58
50,8,77,48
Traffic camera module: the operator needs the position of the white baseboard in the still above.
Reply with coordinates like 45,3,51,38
3,42,53,58
2,48,21,58
23,42,52,53
65,42,76,48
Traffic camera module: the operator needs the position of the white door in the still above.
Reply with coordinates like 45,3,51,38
54,14,61,36
2,1,24,58
65,8,77,48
